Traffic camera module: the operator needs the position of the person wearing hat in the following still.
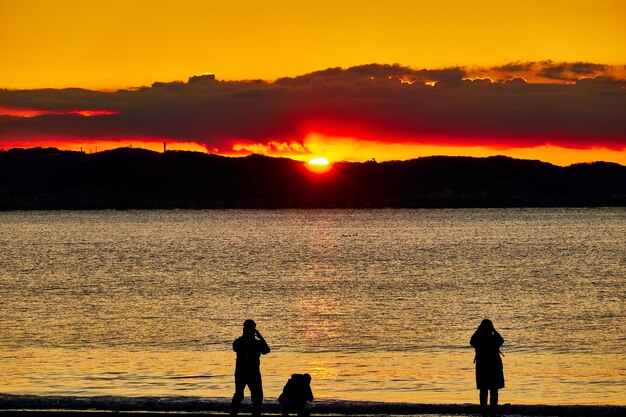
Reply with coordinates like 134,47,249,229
230,319,271,417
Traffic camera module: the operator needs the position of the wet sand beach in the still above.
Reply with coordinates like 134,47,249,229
1,395,625,417
1,409,626,417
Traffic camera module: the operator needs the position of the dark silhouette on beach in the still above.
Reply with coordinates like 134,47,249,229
1,147,626,209
470,319,505,417
231,320,270,417
278,373,314,417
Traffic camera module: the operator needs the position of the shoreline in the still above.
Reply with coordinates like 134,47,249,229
1,395,625,417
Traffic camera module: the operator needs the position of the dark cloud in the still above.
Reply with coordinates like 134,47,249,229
1,63,625,151
538,60,609,81
503,77,527,85
275,64,466,85
567,62,609,75
484,60,616,82
491,61,536,73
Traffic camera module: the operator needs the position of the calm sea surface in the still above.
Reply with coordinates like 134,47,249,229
0,209,624,405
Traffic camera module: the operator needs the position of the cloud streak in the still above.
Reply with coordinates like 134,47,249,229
481,60,615,82
0,63,625,153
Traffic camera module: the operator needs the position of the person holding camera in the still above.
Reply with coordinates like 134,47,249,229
230,319,271,417
470,319,504,417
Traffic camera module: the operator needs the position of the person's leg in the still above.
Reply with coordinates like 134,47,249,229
230,374,247,417
489,389,499,417
296,406,310,417
279,398,288,417
249,372,264,417
479,389,488,417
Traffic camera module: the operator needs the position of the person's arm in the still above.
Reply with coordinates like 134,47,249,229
306,385,314,402
233,337,241,352
494,330,504,347
470,330,479,348
256,330,270,354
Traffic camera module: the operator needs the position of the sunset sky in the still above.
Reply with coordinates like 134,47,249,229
1,0,625,165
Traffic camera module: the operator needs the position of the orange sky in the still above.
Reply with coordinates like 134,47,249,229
1,0,625,165
2,0,625,89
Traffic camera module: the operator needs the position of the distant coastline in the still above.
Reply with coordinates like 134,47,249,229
1,147,625,210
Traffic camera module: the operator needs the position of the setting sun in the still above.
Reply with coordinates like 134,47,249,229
306,157,332,174
309,157,330,165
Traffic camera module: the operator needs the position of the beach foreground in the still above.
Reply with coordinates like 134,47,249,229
1,395,624,417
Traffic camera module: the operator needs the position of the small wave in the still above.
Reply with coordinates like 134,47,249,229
1,394,625,416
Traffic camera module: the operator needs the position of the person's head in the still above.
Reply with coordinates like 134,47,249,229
243,319,256,336
290,373,312,384
479,319,494,333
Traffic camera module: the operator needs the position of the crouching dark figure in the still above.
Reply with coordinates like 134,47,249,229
278,373,314,417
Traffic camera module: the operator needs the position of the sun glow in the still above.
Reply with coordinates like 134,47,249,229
0,139,206,154
306,157,332,174
0,106,119,118
298,133,626,167
309,157,330,165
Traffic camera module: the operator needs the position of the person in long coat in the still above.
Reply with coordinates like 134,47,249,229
470,319,504,417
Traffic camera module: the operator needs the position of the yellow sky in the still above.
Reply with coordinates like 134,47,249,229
1,0,625,89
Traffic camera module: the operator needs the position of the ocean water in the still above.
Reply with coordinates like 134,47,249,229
0,209,624,407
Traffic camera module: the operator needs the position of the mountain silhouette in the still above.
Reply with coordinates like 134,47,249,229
1,147,624,209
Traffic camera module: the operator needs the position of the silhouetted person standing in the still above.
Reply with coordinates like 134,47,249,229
231,319,270,417
278,373,314,417
470,319,504,417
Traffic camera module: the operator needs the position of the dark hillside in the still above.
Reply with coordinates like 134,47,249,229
1,148,624,209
